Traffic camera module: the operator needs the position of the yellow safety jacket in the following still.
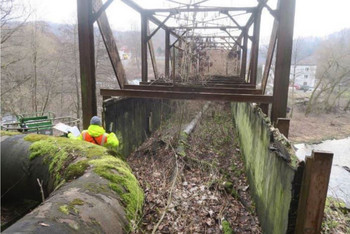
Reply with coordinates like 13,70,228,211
68,125,119,149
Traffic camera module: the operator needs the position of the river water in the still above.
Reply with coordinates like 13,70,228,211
294,137,350,207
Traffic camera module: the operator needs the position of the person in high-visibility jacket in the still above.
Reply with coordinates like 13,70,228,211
68,116,119,148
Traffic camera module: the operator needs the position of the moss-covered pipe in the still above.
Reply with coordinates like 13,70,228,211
1,135,54,202
1,133,144,233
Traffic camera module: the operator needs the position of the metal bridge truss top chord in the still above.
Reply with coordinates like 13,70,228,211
77,0,296,127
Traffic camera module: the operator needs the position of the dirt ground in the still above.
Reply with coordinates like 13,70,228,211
289,108,350,143
127,102,260,233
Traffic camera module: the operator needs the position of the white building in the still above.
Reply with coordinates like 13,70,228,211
261,63,317,90
290,64,317,88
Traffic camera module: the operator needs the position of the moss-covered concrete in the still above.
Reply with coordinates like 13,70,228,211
231,103,303,234
2,134,144,232
104,98,173,157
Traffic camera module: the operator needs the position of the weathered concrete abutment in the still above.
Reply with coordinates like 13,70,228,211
104,98,173,156
231,103,303,234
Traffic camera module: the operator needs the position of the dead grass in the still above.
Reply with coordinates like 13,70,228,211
289,108,350,143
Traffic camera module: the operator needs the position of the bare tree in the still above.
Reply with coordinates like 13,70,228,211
305,30,350,115
1,0,31,44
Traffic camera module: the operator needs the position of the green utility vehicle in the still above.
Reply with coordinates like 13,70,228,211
16,112,55,135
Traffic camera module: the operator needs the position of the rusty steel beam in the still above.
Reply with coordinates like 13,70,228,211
221,10,243,30
250,8,261,85
100,89,273,103
271,0,296,123
183,35,239,39
147,25,158,80
121,0,182,39
169,26,240,30
240,33,248,80
77,0,97,129
139,81,256,88
261,19,278,94
170,31,188,48
144,7,256,13
147,13,172,42
165,30,170,78
124,84,262,94
92,0,113,22
141,14,148,82
222,29,243,49
295,151,333,233
94,0,127,89
171,46,176,80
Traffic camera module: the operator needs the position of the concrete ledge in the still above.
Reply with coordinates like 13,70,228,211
104,98,173,157
231,103,303,234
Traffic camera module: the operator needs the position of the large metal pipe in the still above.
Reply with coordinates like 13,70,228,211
1,135,54,202
1,134,142,233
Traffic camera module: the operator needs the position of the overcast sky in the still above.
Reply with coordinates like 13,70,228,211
26,0,350,38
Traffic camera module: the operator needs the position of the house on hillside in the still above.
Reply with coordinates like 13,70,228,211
261,57,317,92
290,63,317,88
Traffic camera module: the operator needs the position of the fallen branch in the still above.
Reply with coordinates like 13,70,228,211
36,178,45,203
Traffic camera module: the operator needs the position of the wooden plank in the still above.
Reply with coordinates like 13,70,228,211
147,25,158,80
271,0,296,123
295,151,333,233
77,0,97,129
276,118,290,138
165,30,170,78
100,89,273,103
94,0,127,89
261,19,278,94
124,84,263,94
141,14,148,82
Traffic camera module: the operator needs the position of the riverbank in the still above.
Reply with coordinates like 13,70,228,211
289,108,350,143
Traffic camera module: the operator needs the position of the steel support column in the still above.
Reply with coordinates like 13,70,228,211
77,0,97,129
141,14,148,82
250,9,261,85
271,0,296,123
165,30,170,78
240,32,248,81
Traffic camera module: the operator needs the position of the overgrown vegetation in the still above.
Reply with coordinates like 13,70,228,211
322,197,350,233
127,102,261,233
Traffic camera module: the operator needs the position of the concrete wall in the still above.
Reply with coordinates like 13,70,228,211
231,103,303,234
104,98,173,157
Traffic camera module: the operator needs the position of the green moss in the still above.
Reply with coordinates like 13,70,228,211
59,205,69,215
222,220,234,234
24,133,48,142
70,198,84,206
64,160,89,181
24,133,144,230
0,130,22,136
59,202,79,215
89,156,144,227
